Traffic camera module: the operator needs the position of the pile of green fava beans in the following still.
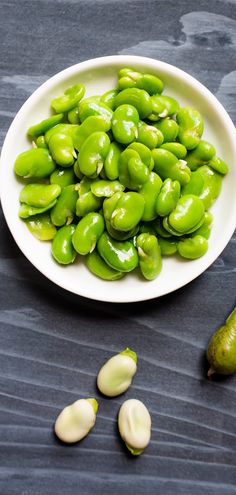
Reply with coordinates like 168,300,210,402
14,68,229,281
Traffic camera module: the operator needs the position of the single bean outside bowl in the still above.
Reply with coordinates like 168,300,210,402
0,55,236,303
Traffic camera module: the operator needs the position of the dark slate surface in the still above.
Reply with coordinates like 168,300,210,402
0,1,236,494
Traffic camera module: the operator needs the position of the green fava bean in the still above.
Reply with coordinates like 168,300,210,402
78,96,113,123
156,178,181,216
139,172,162,221
160,142,187,159
104,142,122,180
158,237,177,256
86,250,125,280
119,148,149,190
25,213,57,241
35,135,48,149
51,224,77,265
114,88,152,119
167,195,205,234
182,165,222,210
77,176,94,196
177,107,204,150
73,115,111,151
209,156,229,175
51,83,85,113
67,106,80,124
97,232,138,272
152,217,172,238
50,167,76,188
100,89,119,110
76,191,102,217
48,132,76,167
128,142,154,170
91,180,125,197
152,148,191,186
137,121,164,149
148,95,179,120
72,212,105,255
73,159,84,180
20,183,61,208
50,185,78,227
78,131,110,178
45,124,78,144
19,200,57,219
109,191,145,232
27,113,64,138
106,221,139,242
186,140,216,171
14,148,56,179
112,104,139,145
193,211,213,239
139,222,157,236
177,235,208,259
118,68,164,95
137,233,162,280
154,118,179,143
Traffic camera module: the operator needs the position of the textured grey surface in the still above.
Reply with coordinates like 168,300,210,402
0,0,236,494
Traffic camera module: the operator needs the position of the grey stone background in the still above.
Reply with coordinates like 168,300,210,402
0,0,236,494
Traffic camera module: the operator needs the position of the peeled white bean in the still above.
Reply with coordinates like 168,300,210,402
97,348,137,397
54,398,98,443
118,398,151,454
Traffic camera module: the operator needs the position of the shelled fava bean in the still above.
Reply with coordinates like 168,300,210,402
14,67,229,281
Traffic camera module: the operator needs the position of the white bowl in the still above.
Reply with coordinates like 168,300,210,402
1,55,236,303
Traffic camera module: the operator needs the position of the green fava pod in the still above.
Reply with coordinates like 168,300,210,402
14,148,56,179
167,195,205,234
97,232,138,272
137,233,162,280
86,250,125,281
176,107,204,150
51,224,77,265
78,131,110,178
72,212,105,255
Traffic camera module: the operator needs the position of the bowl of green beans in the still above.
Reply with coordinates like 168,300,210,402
1,55,236,302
